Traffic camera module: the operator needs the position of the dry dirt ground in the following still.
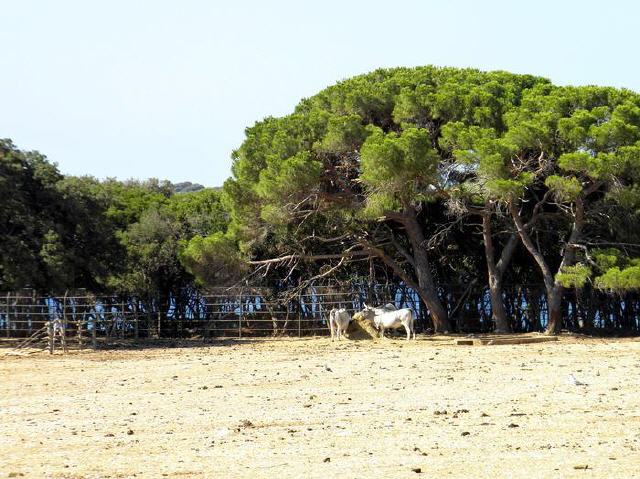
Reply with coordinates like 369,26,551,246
1,335,640,478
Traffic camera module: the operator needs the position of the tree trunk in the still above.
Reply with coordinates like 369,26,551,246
508,201,558,333
417,279,449,333
488,277,509,332
363,237,450,333
481,210,512,333
545,285,564,334
546,198,585,333
509,199,584,335
402,208,450,333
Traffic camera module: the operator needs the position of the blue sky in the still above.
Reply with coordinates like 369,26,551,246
1,0,638,186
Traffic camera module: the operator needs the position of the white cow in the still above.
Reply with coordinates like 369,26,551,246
364,303,397,315
328,308,351,341
361,304,415,340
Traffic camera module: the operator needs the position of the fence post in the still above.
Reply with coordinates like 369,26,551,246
317,295,323,339
91,306,97,349
298,297,301,338
121,299,126,339
5,292,10,338
157,309,162,339
238,294,243,339
133,299,139,339
30,290,36,336
61,292,68,353
298,292,303,338
48,315,54,354
77,296,84,350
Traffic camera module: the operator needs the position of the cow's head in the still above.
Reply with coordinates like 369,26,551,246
359,304,377,323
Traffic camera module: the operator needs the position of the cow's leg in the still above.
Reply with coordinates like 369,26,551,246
406,324,411,340
329,321,335,341
379,327,385,339
337,326,341,340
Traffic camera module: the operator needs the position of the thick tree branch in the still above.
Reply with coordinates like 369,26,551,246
388,233,416,269
301,233,351,244
358,240,421,293
247,250,370,265
508,200,555,290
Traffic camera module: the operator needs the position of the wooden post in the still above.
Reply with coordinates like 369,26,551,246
105,300,111,340
91,305,97,349
77,317,84,349
133,299,139,340
121,299,126,339
238,294,243,339
30,290,36,336
298,300,301,338
146,307,152,339
61,292,68,353
5,292,10,338
48,317,54,354
312,296,318,336
77,296,84,350
157,309,162,339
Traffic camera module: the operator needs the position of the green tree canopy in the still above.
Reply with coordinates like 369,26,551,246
209,65,640,333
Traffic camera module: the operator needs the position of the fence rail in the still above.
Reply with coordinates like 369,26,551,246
0,287,387,351
1,283,639,352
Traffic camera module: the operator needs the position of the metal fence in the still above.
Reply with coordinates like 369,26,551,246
1,283,639,352
0,284,414,351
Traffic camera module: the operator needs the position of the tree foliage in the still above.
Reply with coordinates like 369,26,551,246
206,66,640,333
4,65,640,334
0,140,228,296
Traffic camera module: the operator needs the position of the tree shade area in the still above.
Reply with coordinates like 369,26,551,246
3,66,640,334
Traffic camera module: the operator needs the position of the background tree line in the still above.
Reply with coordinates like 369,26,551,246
3,66,640,334
0,138,227,312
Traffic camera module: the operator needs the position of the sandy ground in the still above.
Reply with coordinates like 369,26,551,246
1,336,640,479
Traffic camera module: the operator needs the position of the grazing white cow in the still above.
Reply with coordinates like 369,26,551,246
328,308,351,341
361,304,415,340
364,303,396,315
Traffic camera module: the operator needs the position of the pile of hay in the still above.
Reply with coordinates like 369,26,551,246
347,311,379,340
